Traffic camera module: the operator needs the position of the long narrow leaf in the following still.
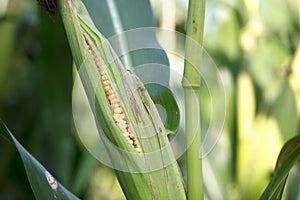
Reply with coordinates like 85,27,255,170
260,135,300,199
0,120,79,200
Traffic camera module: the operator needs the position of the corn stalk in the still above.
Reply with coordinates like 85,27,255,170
182,0,206,199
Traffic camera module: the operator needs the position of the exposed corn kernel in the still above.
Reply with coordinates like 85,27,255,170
106,89,113,96
100,70,106,76
117,122,127,130
119,113,126,120
123,132,130,137
101,75,108,81
86,42,142,153
115,119,127,127
103,80,110,86
110,103,120,109
114,107,123,114
109,94,116,100
84,37,142,153
136,148,142,153
104,85,111,92
113,113,123,120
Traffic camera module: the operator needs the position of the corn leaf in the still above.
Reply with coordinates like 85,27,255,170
259,135,300,199
0,120,79,200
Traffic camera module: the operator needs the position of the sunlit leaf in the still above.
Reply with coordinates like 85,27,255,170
259,135,300,200
146,84,180,133
270,81,298,141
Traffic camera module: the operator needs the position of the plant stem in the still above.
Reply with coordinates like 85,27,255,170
185,89,203,199
182,0,205,199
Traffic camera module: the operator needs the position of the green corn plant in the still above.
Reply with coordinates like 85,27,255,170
2,0,300,199
58,0,186,199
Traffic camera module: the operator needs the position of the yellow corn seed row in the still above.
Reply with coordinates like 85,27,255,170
83,35,141,154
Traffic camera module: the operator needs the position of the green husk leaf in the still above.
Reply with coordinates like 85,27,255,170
59,0,186,199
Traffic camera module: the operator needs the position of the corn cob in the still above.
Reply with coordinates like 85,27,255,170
59,0,186,198
83,34,141,153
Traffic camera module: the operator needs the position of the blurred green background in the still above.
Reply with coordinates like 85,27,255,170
0,0,299,199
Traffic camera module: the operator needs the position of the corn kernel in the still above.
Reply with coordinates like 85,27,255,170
106,89,113,96
136,147,142,153
123,132,130,137
104,85,111,92
117,122,127,130
101,75,108,81
114,107,122,114
100,70,106,76
103,80,110,86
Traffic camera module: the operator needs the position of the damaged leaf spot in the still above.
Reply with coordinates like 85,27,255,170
45,170,58,191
